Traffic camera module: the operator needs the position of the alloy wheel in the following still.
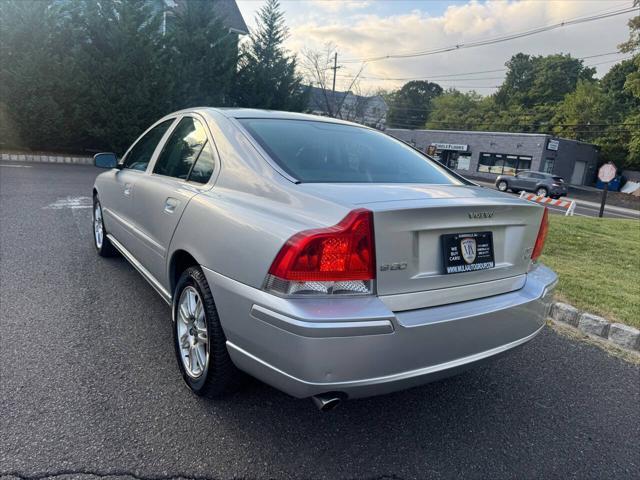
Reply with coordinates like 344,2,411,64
176,286,209,379
94,202,104,249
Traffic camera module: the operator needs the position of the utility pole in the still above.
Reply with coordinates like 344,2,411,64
331,52,338,96
330,51,339,117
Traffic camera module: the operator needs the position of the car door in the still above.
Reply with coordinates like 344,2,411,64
100,118,176,250
529,173,546,191
129,115,219,286
510,172,528,190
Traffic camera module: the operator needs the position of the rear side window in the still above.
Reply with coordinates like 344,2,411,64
189,141,215,184
238,119,463,184
154,117,210,180
123,119,174,171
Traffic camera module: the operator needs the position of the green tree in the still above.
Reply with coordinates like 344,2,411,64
0,1,69,150
62,0,171,153
495,53,595,108
234,0,307,111
425,90,491,130
551,80,608,143
386,80,443,129
163,0,238,110
601,59,640,118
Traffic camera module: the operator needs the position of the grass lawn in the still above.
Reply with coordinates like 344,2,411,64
540,215,640,329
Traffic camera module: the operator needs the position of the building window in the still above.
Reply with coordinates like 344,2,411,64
542,158,555,173
518,157,532,171
457,153,471,170
478,153,532,175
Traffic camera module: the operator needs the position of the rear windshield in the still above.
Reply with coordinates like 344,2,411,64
238,118,464,184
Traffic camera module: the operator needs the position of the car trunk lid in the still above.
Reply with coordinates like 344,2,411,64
296,183,543,309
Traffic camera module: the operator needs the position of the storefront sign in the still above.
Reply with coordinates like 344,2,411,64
431,142,469,152
547,139,559,151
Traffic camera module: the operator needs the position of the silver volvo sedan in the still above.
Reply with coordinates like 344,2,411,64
92,108,557,410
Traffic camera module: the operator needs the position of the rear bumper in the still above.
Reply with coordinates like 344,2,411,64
204,265,557,399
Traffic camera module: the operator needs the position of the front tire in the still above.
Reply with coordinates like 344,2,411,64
93,197,117,257
173,266,241,397
497,180,508,192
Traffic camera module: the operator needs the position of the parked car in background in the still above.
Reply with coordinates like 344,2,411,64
92,108,557,411
495,171,568,198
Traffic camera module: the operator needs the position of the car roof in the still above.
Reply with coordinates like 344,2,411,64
520,170,555,177
172,107,368,128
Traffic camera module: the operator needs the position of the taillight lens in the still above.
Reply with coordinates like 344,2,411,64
265,209,375,295
531,207,549,261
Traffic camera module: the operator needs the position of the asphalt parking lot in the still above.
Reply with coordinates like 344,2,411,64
1,162,639,480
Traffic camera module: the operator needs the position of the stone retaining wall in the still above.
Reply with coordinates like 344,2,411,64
551,302,640,352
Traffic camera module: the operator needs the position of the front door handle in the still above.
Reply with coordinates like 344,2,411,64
164,197,178,214
123,183,132,196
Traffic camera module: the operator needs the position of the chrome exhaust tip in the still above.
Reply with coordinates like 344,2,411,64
311,393,344,412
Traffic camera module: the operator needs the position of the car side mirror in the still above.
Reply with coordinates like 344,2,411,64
94,152,118,169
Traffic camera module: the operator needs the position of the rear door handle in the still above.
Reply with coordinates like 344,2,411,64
164,197,178,214
123,183,132,196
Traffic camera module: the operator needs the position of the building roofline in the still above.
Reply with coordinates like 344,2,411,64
386,128,596,146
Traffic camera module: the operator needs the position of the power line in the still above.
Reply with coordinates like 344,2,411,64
340,7,637,64
337,51,629,82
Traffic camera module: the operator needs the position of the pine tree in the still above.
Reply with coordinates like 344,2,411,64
235,0,307,111
163,0,238,110
66,0,172,153
0,1,68,150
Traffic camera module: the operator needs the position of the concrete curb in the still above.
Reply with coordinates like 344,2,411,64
551,302,640,352
1,152,93,165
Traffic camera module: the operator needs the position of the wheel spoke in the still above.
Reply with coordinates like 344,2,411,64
187,290,197,317
195,327,208,345
180,333,190,349
179,303,191,324
194,298,204,323
194,345,206,371
189,345,196,372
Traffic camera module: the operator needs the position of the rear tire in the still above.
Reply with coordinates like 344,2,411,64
173,266,242,397
536,187,548,197
497,180,508,192
93,196,117,257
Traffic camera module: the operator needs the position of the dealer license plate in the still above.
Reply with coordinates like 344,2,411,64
442,231,495,274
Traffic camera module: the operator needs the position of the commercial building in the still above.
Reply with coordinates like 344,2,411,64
386,129,600,186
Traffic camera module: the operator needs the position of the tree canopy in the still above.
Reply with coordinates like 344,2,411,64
234,0,307,111
386,80,443,129
0,0,305,155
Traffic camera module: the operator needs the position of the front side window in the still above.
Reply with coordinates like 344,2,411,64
123,119,174,171
154,117,210,180
239,119,463,184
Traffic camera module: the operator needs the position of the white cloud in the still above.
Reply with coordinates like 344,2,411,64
308,0,371,12
281,0,635,94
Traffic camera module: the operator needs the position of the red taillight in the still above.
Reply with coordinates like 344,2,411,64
268,209,376,282
531,207,549,261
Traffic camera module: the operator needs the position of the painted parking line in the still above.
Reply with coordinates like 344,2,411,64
44,196,93,210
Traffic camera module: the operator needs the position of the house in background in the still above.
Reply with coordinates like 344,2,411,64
307,87,388,130
159,0,249,36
